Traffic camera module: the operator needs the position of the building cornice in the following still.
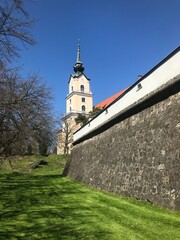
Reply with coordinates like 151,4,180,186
62,110,89,121
66,91,93,99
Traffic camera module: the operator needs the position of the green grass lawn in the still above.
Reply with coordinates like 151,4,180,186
0,155,180,240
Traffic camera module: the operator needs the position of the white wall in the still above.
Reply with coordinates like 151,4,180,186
74,49,180,143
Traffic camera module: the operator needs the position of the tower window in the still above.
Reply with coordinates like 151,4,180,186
82,97,85,102
71,86,73,92
82,105,86,112
80,85,84,92
70,107,72,111
70,99,71,104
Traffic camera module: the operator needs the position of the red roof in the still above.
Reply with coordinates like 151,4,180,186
95,88,128,109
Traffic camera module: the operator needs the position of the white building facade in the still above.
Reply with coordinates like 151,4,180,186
74,46,180,144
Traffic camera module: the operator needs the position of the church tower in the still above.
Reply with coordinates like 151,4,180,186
57,42,93,154
66,41,93,117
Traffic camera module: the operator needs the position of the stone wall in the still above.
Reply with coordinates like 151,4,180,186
64,79,180,210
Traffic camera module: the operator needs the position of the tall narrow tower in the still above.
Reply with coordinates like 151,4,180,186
66,41,93,117
57,42,93,154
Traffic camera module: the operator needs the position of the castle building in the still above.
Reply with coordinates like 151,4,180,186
57,42,93,154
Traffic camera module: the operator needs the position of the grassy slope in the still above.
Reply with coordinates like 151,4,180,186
0,155,179,240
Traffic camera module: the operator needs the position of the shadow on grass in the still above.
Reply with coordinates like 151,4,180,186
0,173,111,240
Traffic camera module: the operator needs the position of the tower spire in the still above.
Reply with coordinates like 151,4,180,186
76,39,81,63
73,40,84,74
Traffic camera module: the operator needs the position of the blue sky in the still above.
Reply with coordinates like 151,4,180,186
15,0,180,114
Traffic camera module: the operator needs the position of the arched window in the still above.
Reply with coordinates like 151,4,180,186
71,86,73,92
82,105,86,112
80,85,84,92
70,107,71,112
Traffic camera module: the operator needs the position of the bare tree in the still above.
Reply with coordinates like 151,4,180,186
62,118,72,155
0,0,36,63
57,110,102,155
0,1,56,158
0,66,55,156
56,115,74,155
